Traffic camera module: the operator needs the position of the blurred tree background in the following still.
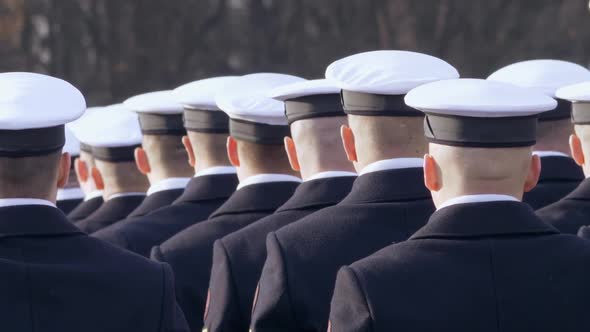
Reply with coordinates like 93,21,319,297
1,0,589,105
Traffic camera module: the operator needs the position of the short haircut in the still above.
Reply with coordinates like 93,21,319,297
0,151,62,197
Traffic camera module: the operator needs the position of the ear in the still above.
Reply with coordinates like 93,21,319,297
423,154,441,192
91,167,105,190
182,135,196,167
56,153,71,188
523,153,542,193
74,158,89,183
226,136,240,167
340,125,357,163
134,147,151,175
570,134,585,167
284,136,301,172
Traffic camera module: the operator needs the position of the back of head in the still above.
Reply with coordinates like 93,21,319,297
236,139,294,176
186,131,230,169
0,152,62,199
141,134,193,179
94,159,149,196
428,144,534,203
405,78,558,208
347,115,427,170
289,116,353,177
535,119,573,154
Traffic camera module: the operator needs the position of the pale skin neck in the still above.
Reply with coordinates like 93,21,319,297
431,184,524,209
101,180,149,199
192,159,233,175
145,167,192,185
0,188,57,202
355,149,426,173
236,163,298,182
295,145,355,181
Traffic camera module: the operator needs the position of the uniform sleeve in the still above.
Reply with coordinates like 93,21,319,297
578,226,590,239
203,240,244,332
328,266,372,332
250,232,298,331
159,264,190,332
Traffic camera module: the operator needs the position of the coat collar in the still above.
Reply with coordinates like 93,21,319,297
210,181,299,218
340,167,431,204
562,178,590,201
538,156,584,182
174,173,239,204
127,188,184,217
276,175,356,212
0,205,83,238
85,194,145,222
411,201,558,240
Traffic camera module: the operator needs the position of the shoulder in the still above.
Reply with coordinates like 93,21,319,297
158,218,224,259
74,235,170,286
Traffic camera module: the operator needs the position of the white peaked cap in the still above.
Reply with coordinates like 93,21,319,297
0,72,86,130
269,79,341,101
123,90,184,114
325,50,459,95
173,76,239,110
405,79,557,117
216,73,306,125
63,126,80,156
487,60,590,97
556,81,590,102
70,104,142,147
66,106,104,138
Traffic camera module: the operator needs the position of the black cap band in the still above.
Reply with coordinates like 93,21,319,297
572,102,590,124
341,90,422,116
80,143,92,153
138,113,186,135
284,94,345,124
539,99,571,122
183,108,230,133
424,113,538,148
229,118,289,145
0,125,65,157
92,145,141,162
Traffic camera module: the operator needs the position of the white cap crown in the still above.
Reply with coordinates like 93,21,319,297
487,59,590,97
325,50,459,95
216,73,305,125
405,78,558,117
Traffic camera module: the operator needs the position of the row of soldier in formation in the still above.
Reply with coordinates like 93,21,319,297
3,50,590,331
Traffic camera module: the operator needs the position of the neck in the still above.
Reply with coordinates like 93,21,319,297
102,180,148,199
356,150,425,173
432,186,524,209
146,168,192,184
298,160,355,181
236,164,298,183
194,162,234,175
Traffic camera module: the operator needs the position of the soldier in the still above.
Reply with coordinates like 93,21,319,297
93,77,239,256
250,51,458,332
203,79,356,331
536,82,590,235
55,126,85,214
0,72,188,331
151,73,304,332
66,107,105,222
488,60,590,209
328,78,590,331
73,105,149,233
120,91,193,217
